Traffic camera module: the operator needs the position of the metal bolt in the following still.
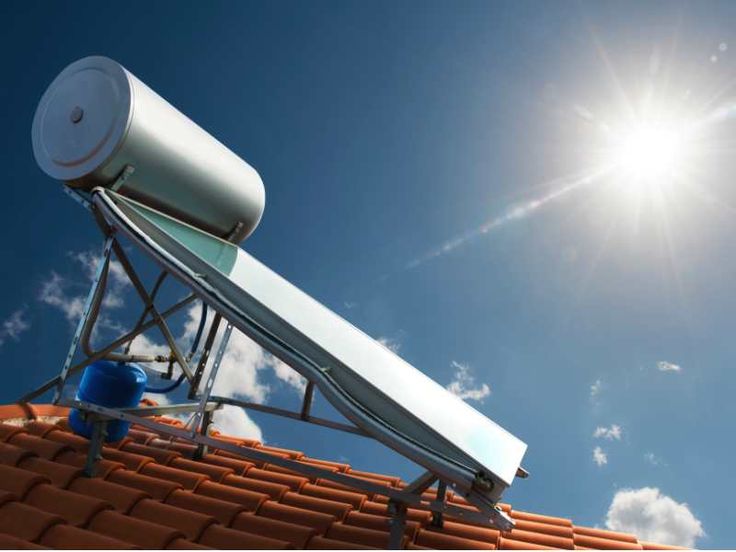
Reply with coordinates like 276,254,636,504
70,106,84,124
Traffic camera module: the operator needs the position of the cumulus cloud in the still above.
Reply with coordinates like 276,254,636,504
593,424,622,440
657,361,681,373
605,487,704,547
377,336,401,354
211,404,263,441
593,446,608,466
445,361,491,402
0,308,31,347
590,378,603,397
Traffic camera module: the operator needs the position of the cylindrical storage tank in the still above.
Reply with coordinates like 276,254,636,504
69,361,148,442
32,56,265,242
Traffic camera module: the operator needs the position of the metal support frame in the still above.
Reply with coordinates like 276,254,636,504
19,186,517,535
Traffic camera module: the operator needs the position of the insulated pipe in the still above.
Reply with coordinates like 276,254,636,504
32,56,265,242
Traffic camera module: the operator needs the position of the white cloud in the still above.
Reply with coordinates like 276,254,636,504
211,404,263,441
657,361,682,373
593,446,608,466
445,361,491,402
644,452,665,467
593,424,622,440
590,378,603,397
377,336,401,354
605,487,704,547
0,308,31,347
39,272,86,322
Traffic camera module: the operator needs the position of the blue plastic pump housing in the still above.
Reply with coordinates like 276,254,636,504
69,361,148,442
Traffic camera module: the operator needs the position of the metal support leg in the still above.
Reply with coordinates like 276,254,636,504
300,382,315,419
194,409,213,460
84,420,108,477
53,236,114,404
387,499,407,549
191,322,232,435
189,313,222,400
431,481,447,528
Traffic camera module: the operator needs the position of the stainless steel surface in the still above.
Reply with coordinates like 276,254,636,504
94,189,527,503
32,56,265,242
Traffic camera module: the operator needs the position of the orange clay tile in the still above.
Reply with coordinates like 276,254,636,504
257,500,337,533
141,461,210,490
573,525,638,543
165,488,248,524
166,537,212,549
170,456,234,481
196,479,270,511
511,509,573,527
107,468,183,500
360,500,433,525
23,421,59,438
198,523,292,549
639,541,688,550
306,535,375,549
437,519,501,543
281,490,354,519
0,532,46,549
348,469,402,486
127,428,159,444
88,509,185,548
44,430,91,452
406,545,432,550
498,536,557,550
201,452,254,475
299,457,350,472
573,534,644,550
415,528,496,550
257,444,304,459
514,519,575,538
55,449,125,478
68,476,149,513
130,497,217,541
29,405,70,419
7,433,72,460
210,434,261,448
0,405,35,421
326,521,397,548
502,528,574,549
0,501,64,541
301,482,367,509
101,445,155,470
121,441,182,465
24,483,112,526
344,511,421,540
0,464,50,498
246,467,310,491
0,423,29,442
223,472,290,499
39,523,137,549
17,456,83,488
0,441,37,466
231,512,317,548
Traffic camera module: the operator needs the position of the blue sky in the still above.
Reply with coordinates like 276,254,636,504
2,0,735,547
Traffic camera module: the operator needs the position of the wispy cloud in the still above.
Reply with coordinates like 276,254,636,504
445,361,491,402
0,308,31,347
593,446,608,467
605,487,704,547
657,361,682,373
590,378,603,398
644,452,665,467
377,336,401,354
594,424,622,440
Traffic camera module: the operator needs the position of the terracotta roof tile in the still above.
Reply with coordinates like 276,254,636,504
141,461,210,490
130,497,218,540
0,532,47,549
231,512,318,548
639,541,688,550
344,511,421,540
198,523,293,549
17,456,83,488
0,464,50,498
39,523,137,549
88,509,185,548
0,405,685,550
29,405,70,419
281,490,354,519
326,521,396,548
573,534,643,550
171,456,234,481
210,434,260,448
24,483,112,526
306,535,375,549
201,452,253,475
223,472,290,499
166,488,248,525
0,441,37,466
301,481,367,509
257,500,337,533
196,479,270,511
122,441,182,465
416,528,496,549
69,475,149,513
107,467,183,499
166,537,212,549
0,501,64,541
8,433,72,460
